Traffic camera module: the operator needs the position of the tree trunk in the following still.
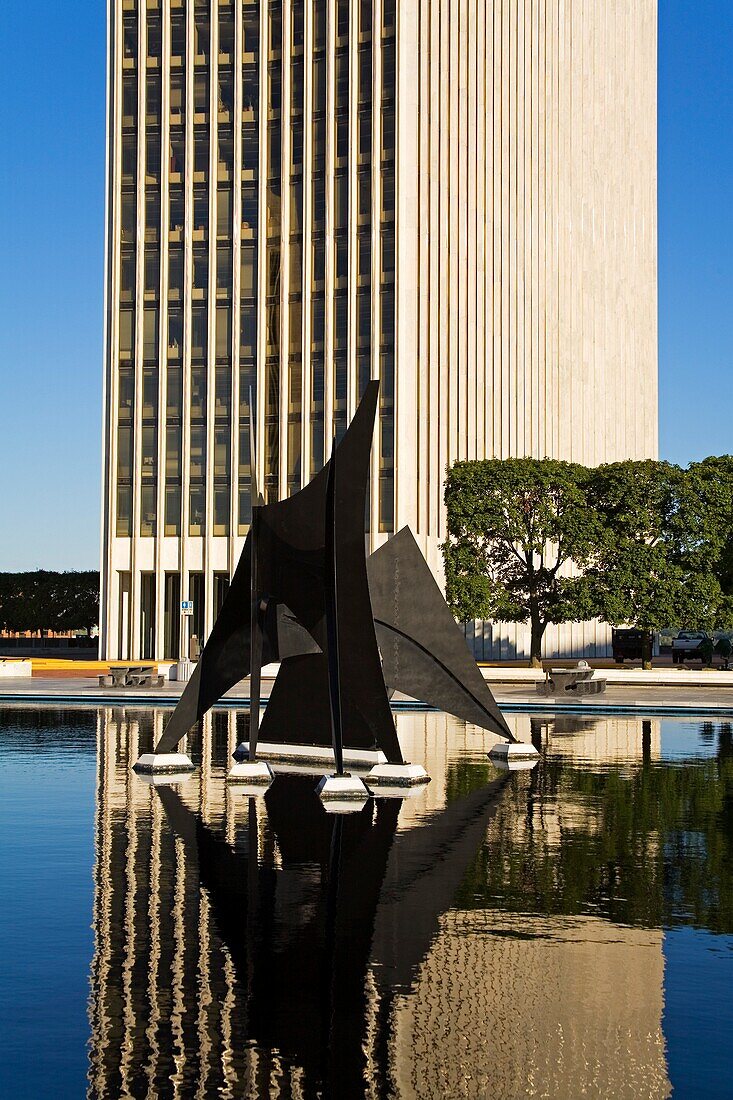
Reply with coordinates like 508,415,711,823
641,630,653,671
529,616,545,669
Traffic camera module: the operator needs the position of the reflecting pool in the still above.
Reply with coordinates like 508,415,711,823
1,706,733,1097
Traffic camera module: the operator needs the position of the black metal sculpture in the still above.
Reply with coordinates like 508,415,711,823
135,380,515,781
368,527,514,736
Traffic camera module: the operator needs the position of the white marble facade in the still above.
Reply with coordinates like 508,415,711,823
101,0,657,660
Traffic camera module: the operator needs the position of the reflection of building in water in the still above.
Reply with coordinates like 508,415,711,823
89,707,670,1098
89,708,275,1097
91,705,408,1096
503,711,662,763
389,912,669,1100
389,710,495,821
378,713,671,1098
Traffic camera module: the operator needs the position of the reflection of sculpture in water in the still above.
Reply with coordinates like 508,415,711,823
157,776,399,1095
154,772,518,1096
136,381,516,781
92,710,680,1098
89,712,511,1097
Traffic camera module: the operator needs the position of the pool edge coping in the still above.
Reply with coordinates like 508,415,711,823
2,692,733,719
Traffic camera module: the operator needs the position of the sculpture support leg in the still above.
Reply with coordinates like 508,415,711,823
226,507,274,786
324,443,345,776
317,440,370,804
249,506,263,762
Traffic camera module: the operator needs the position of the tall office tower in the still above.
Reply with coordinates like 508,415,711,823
101,1,657,661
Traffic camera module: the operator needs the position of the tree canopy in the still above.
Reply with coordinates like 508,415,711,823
444,455,733,665
683,456,733,614
443,458,601,665
0,571,100,635
586,460,724,635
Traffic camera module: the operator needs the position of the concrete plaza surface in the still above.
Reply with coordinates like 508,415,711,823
3,666,733,716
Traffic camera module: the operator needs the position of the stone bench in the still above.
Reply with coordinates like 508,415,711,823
536,664,607,697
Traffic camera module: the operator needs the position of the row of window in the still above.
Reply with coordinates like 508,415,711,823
121,0,394,68
116,0,395,536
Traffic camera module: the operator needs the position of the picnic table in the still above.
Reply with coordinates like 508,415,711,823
99,664,164,689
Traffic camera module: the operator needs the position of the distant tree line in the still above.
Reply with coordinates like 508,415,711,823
443,457,733,666
0,571,100,636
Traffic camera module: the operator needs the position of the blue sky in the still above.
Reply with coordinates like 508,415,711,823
659,0,733,468
0,2,731,571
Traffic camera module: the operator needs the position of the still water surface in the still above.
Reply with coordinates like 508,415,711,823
1,706,732,1098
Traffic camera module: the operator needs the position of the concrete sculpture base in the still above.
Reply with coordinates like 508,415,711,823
488,740,540,762
316,773,371,802
233,741,386,768
226,760,275,785
366,762,430,788
134,752,195,775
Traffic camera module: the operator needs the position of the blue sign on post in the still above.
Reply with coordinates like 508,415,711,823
181,600,194,616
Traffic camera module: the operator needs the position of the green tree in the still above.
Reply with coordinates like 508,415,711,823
0,571,99,636
586,460,725,666
49,571,100,635
443,458,601,667
0,571,49,635
683,456,733,612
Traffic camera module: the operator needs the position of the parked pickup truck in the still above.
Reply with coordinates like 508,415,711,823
672,631,711,664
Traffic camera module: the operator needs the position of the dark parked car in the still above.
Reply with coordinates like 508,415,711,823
612,628,654,664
